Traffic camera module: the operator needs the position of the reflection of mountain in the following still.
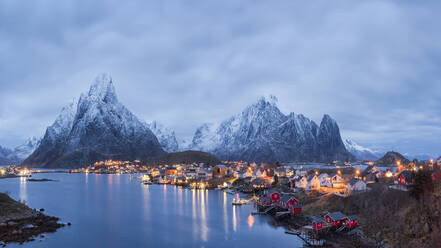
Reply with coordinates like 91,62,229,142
23,74,165,168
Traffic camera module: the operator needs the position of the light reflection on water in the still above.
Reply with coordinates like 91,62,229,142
0,173,303,248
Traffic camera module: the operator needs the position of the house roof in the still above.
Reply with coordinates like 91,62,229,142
326,212,346,221
280,195,294,202
311,216,324,223
348,178,364,186
307,175,317,181
346,216,358,221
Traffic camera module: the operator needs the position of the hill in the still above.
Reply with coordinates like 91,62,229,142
146,150,220,166
377,151,410,166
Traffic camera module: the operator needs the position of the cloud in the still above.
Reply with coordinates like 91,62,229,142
0,0,440,156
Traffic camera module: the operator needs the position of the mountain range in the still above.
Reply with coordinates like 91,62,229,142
187,96,353,162
343,139,379,161
0,137,41,165
5,74,366,168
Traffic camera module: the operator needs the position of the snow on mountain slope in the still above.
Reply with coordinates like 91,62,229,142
23,74,165,168
13,137,41,160
147,121,179,152
190,96,353,162
343,139,378,161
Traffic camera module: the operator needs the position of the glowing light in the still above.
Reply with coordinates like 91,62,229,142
385,171,393,178
0,168,5,175
315,171,319,175
247,214,255,228
355,170,360,175
337,170,341,175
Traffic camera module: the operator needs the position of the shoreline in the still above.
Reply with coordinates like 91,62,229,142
0,193,66,246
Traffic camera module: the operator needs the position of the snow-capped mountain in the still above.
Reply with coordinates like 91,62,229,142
13,137,41,160
343,139,378,161
189,96,353,162
0,137,41,165
0,145,17,165
147,121,179,152
23,74,165,168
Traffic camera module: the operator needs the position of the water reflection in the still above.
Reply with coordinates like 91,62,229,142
0,177,305,248
223,191,229,238
232,205,237,232
200,190,208,241
19,176,27,202
247,214,255,228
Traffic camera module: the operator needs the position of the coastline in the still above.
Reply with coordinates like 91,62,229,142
0,193,66,245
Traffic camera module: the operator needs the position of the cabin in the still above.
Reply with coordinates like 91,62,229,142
266,190,281,204
345,178,367,195
290,203,302,214
295,176,308,189
331,174,344,188
306,175,321,190
255,169,268,179
311,217,325,231
278,195,300,209
318,173,331,187
325,212,346,227
343,216,358,229
397,170,413,186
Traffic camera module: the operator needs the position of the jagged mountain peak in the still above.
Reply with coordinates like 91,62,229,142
190,96,353,162
23,74,165,168
87,73,117,103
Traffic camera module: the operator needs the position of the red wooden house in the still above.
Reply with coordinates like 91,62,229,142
325,212,346,227
311,216,325,231
289,203,302,214
397,170,413,186
266,190,281,204
343,216,358,229
278,195,299,208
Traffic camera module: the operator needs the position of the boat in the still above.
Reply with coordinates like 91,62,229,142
232,198,250,206
142,181,152,185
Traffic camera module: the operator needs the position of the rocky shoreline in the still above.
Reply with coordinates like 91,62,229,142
0,193,66,246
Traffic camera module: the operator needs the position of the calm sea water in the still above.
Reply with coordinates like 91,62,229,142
0,173,303,248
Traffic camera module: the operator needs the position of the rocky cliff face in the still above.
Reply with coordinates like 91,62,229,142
23,74,165,168
189,96,353,162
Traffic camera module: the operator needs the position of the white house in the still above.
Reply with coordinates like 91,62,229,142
306,175,321,190
318,173,331,187
331,174,344,188
345,178,367,195
295,176,308,189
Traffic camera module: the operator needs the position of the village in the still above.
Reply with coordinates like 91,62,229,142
3,155,441,246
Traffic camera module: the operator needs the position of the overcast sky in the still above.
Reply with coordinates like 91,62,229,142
1,0,440,157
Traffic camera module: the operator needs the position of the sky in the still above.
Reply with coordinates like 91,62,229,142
0,0,440,157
